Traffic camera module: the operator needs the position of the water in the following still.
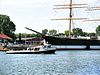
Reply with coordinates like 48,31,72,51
0,50,100,75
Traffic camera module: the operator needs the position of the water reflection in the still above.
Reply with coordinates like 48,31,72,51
0,51,100,75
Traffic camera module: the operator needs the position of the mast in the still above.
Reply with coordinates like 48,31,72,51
69,0,72,38
52,0,87,38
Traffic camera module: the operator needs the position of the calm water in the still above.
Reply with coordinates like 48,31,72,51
0,50,100,75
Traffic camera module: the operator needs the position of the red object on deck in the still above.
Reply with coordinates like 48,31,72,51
0,34,11,39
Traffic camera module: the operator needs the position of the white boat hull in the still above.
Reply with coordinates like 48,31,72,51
6,50,56,54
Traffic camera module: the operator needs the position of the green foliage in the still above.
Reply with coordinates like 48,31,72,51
88,33,97,39
42,29,48,35
81,32,88,36
0,14,16,40
49,29,57,36
96,25,100,36
64,30,73,36
72,28,83,36
89,33,96,37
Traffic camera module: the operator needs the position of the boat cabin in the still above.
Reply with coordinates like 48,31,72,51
27,44,53,51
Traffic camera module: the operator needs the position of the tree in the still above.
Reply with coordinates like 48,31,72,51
81,32,88,36
49,29,57,36
0,14,16,40
89,33,96,36
42,29,48,35
89,33,97,39
72,28,83,37
96,25,100,36
64,30,73,36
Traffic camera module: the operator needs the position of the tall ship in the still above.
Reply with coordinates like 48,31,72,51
26,0,100,50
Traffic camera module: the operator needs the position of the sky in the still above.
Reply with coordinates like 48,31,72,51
0,0,100,33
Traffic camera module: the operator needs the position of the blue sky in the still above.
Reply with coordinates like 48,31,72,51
0,0,100,33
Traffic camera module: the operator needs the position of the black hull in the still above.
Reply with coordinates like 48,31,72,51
6,50,56,54
43,36,100,45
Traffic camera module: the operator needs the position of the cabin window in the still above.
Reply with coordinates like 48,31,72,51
48,45,51,48
34,48,40,51
43,46,46,48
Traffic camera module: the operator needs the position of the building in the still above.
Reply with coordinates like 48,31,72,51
16,37,44,45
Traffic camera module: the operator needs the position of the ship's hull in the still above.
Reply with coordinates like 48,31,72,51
43,36,100,45
43,36,100,50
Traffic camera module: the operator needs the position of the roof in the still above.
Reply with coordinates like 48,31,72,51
0,34,11,39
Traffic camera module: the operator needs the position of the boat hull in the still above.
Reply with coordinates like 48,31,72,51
44,36,100,45
43,36,100,50
6,50,56,54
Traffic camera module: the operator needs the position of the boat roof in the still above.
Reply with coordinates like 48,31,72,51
0,34,11,39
